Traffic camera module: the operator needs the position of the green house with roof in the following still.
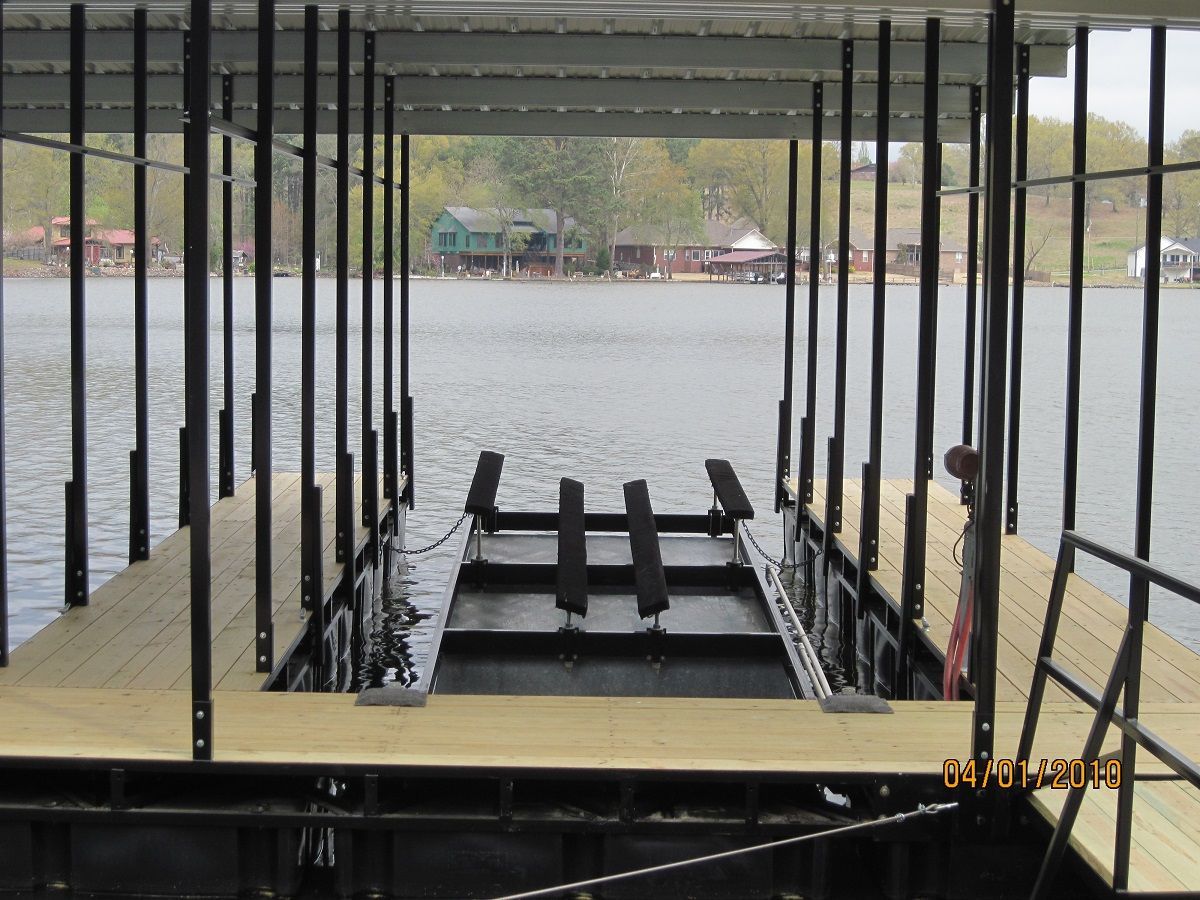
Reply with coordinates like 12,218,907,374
432,206,587,275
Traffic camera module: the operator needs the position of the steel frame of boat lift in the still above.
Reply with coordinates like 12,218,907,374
0,0,1197,866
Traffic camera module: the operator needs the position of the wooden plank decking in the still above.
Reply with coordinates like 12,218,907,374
0,471,390,693
790,476,1200,894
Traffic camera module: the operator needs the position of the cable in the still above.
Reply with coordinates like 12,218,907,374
490,802,959,900
396,511,470,556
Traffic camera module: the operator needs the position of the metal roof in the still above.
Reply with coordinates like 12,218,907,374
2,1,1197,140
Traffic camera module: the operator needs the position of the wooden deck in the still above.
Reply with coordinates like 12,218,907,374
790,476,1200,894
0,472,390,693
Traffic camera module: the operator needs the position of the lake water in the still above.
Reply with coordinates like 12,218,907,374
3,277,1198,691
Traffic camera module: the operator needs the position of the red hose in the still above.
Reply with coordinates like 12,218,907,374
943,583,974,700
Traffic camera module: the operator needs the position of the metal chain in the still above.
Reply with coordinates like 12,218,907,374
398,511,470,556
742,525,820,570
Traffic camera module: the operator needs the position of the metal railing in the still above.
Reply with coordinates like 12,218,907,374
1017,530,1200,898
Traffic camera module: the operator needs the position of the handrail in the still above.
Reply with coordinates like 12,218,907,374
1019,531,1200,899
767,565,833,700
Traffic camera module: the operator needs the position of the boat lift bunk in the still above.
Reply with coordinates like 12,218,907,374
421,452,818,700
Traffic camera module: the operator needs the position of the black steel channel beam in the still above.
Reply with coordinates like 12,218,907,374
129,8,149,565
218,74,235,499
1113,26,1167,891
960,85,982,504
254,0,275,673
1062,27,1088,553
400,132,413,509
66,3,88,608
383,76,397,506
1006,47,1031,534
971,0,1015,768
898,17,940,693
335,8,353,568
861,20,890,577
799,82,823,507
775,139,798,515
185,0,214,762
361,30,375,529
824,40,853,543
301,5,319,613
0,0,7,665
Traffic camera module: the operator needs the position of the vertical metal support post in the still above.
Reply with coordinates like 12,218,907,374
181,30,191,411
799,82,823,507
860,21,890,579
66,3,88,608
775,139,798,514
185,0,213,762
0,0,7,664
825,42,852,541
383,77,397,506
218,75,235,499
1063,27,1088,550
898,17,940,691
1006,47,1030,534
1113,27,1166,890
335,8,353,567
129,7,150,564
300,5,319,613
253,0,275,674
362,30,376,529
400,133,414,509
971,0,1015,768
961,85,982,504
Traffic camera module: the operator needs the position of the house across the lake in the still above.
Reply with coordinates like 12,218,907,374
6,218,166,266
1127,236,1199,281
614,217,774,275
432,206,587,276
827,227,969,279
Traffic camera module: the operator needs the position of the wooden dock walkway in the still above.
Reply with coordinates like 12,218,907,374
0,472,389,693
789,476,1200,894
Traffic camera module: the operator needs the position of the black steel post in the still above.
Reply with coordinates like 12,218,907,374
383,76,397,506
181,30,191,415
1063,27,1088,550
301,5,319,612
253,0,275,674
961,85,982,503
861,21,890,577
1113,26,1166,890
0,0,7,665
1006,47,1031,534
335,8,352,567
898,17,940,691
218,74,235,499
799,82,823,507
400,132,413,509
66,3,88,608
185,0,214,762
824,41,852,540
775,139,798,514
129,7,149,564
972,0,1015,766
362,30,376,529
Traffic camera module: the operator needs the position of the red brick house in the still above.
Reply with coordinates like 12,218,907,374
614,217,775,276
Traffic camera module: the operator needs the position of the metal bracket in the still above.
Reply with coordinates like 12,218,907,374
192,699,213,761
499,778,514,824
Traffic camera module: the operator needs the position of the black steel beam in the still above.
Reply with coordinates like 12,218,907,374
898,17,939,693
1006,46,1030,534
361,30,375,529
66,3,88,608
825,40,853,541
775,138,798,515
960,85,981,504
971,0,1015,765
383,76,397,506
253,0,275,674
300,5,319,612
400,132,413,509
1114,27,1167,891
129,7,149,565
185,0,213,763
1063,27,1088,549
799,82,823,507
218,74,235,500
0,0,7,665
335,8,352,568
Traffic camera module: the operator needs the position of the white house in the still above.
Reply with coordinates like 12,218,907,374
1127,236,1199,281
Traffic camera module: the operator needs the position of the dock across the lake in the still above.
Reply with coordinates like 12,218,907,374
787,475,1200,895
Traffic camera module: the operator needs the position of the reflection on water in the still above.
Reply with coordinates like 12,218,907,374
3,277,1198,695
